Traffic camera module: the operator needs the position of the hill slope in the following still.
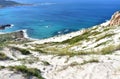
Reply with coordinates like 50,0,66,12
0,11,120,79
0,0,24,8
20,11,120,56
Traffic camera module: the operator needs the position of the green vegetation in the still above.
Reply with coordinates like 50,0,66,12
0,32,18,45
0,65,44,79
33,46,96,56
8,25,117,56
69,59,99,67
61,28,102,45
9,65,44,79
0,66,5,70
91,44,120,55
69,62,80,67
91,26,98,30
95,41,111,47
61,30,90,44
12,47,31,55
0,24,116,56
42,61,50,66
32,43,120,56
18,57,39,64
0,52,9,60
91,31,101,36
96,33,114,42
101,45,119,55
0,32,30,49
103,27,110,31
81,59,99,65
33,48,48,54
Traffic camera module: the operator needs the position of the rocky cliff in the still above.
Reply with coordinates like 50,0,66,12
109,11,120,26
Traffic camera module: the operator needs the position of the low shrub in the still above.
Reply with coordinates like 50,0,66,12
0,52,9,60
9,65,44,79
12,47,31,55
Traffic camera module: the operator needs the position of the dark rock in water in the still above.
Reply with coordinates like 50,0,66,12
109,11,120,26
0,24,13,30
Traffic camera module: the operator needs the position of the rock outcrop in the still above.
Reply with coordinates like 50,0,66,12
109,11,120,26
0,24,13,30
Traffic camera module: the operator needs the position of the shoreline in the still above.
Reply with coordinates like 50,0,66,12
0,20,110,44
25,20,110,44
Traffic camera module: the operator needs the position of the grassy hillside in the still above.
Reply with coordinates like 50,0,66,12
23,25,120,56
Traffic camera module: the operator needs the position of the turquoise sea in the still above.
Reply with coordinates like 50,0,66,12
0,0,120,39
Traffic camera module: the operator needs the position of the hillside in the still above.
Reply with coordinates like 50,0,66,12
0,0,25,8
21,11,120,56
0,11,120,79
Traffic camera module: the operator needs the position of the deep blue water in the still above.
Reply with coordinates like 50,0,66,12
0,0,120,39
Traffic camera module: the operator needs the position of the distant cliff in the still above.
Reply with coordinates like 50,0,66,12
0,0,24,8
109,11,120,26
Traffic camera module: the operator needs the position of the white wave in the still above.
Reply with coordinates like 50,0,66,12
40,2,56,6
100,20,110,26
64,29,69,32
40,20,44,22
45,26,49,28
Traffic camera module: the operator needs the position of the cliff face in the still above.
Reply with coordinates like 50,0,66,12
109,11,120,26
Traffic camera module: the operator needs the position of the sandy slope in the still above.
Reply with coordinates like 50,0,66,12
1,11,120,79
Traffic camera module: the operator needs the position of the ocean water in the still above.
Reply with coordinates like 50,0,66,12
0,0,120,39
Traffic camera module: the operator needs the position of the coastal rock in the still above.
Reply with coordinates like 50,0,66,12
0,30,27,43
0,24,13,30
109,11,120,26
